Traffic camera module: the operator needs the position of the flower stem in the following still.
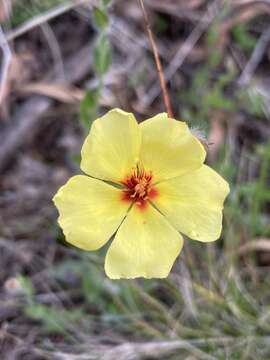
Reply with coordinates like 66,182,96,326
138,0,174,118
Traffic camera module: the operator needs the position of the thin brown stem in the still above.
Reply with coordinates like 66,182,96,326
138,0,174,118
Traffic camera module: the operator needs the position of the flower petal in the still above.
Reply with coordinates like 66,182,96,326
105,204,183,279
139,113,206,182
153,165,230,242
53,175,130,250
81,108,141,182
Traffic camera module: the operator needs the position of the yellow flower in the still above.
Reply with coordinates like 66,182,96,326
53,109,229,279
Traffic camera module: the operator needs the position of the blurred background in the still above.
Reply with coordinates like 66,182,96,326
1,0,270,359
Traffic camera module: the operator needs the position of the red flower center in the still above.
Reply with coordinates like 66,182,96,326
121,166,158,210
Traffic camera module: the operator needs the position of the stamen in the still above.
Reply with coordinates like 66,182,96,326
121,164,158,209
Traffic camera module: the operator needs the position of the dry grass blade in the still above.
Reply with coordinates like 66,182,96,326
0,0,14,24
221,1,270,33
238,26,270,85
146,0,211,22
3,0,91,42
237,239,270,254
0,96,50,172
19,83,84,103
103,340,216,360
0,24,12,105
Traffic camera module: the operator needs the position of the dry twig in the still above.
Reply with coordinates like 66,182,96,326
138,0,174,117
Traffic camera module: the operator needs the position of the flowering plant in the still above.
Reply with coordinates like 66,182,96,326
53,109,229,279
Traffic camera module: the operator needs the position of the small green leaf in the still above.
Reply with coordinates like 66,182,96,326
93,6,109,29
93,34,112,75
80,90,98,130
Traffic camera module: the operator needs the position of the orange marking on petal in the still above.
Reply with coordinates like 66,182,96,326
148,187,159,200
121,190,133,204
135,199,149,211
